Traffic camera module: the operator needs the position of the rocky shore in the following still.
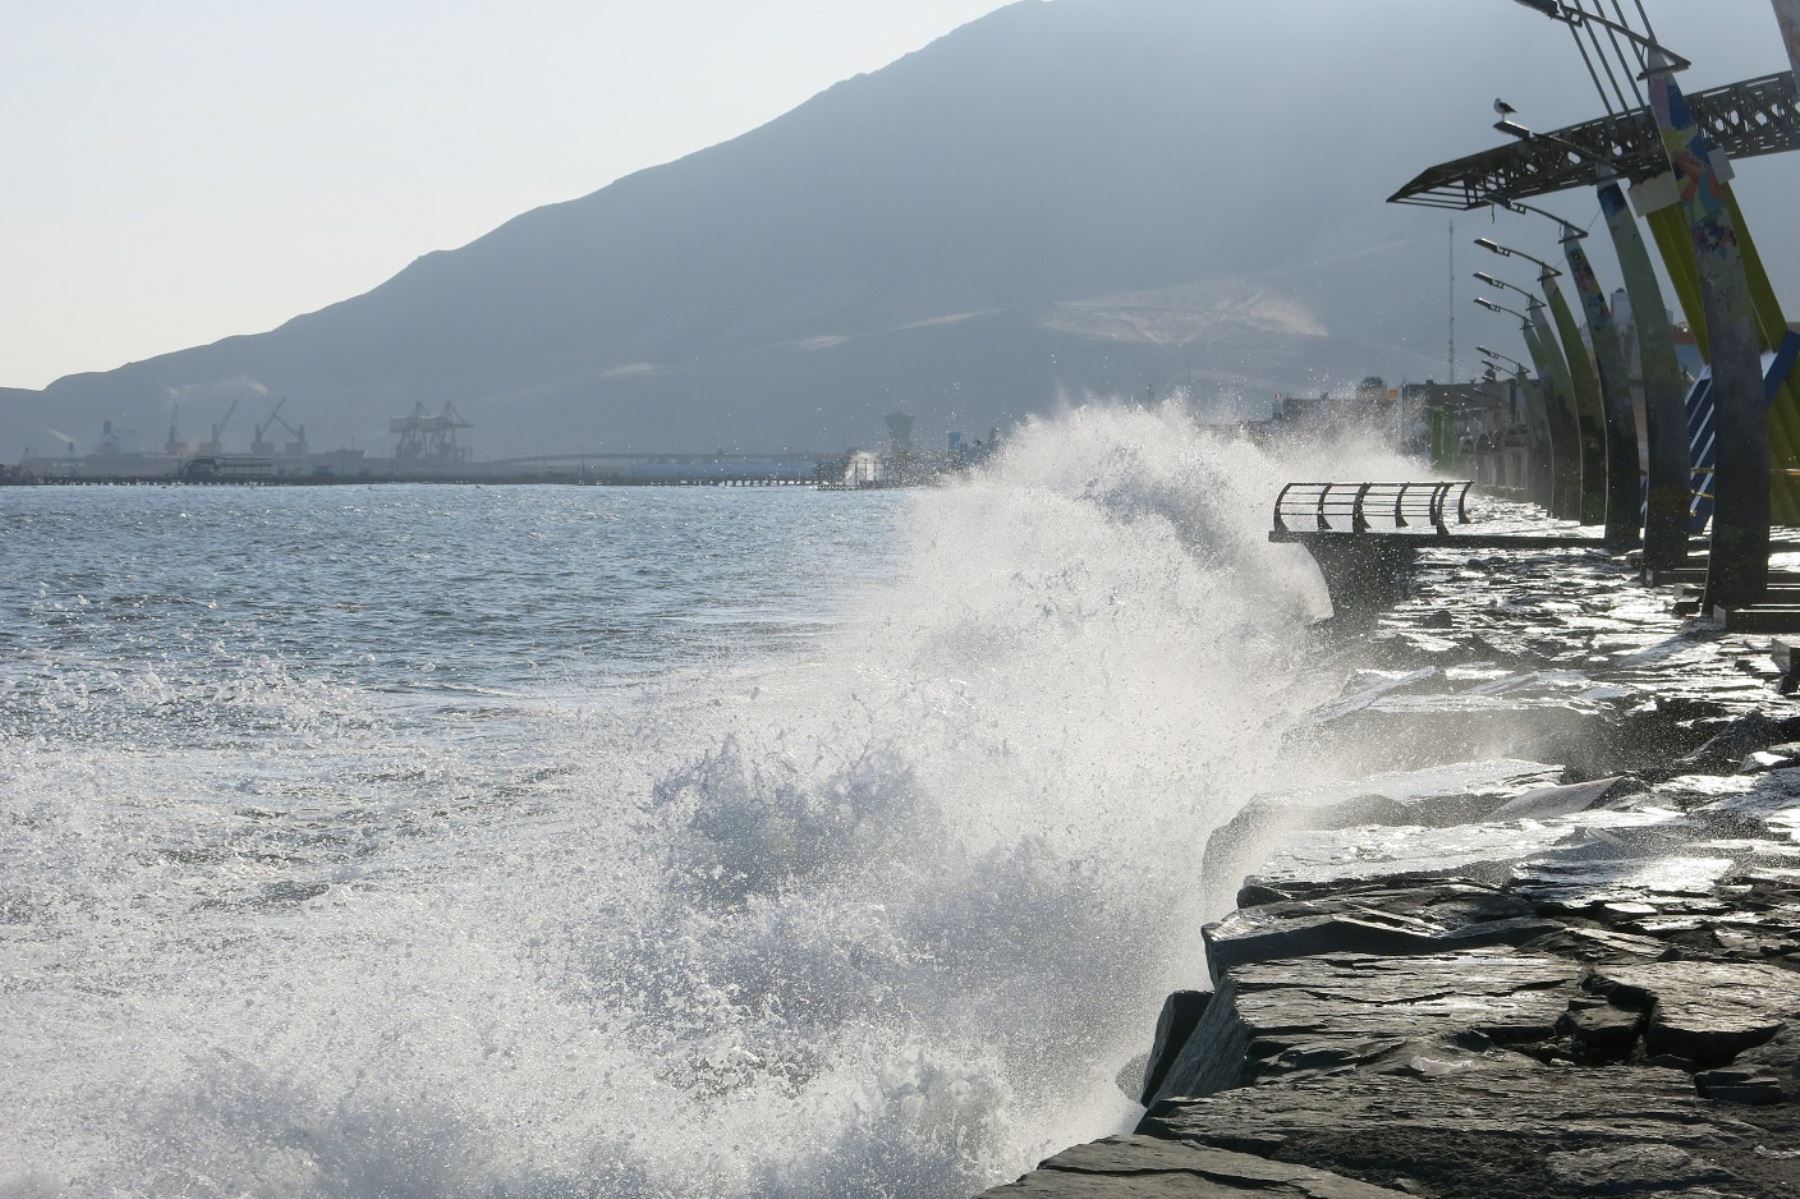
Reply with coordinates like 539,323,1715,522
981,525,1800,1197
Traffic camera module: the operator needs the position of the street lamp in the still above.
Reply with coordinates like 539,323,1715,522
1475,296,1533,324
1492,194,1641,549
1481,293,1583,521
1481,84,1691,569
1482,235,1605,523
1511,3,1766,599
1477,346,1529,375
1474,237,1562,278
1488,196,1586,243
1474,272,1545,309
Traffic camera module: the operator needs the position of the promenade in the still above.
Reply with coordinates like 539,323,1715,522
981,498,1800,1198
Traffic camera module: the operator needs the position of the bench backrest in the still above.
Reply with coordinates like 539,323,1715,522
1273,481,1473,534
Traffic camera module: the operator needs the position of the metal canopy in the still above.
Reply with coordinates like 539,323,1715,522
1390,71,1800,209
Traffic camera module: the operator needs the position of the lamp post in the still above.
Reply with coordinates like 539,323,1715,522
1475,280,1583,519
1474,271,1540,308
1489,116,1690,565
1477,237,1606,524
1493,199,1640,547
1474,309,1559,510
1509,0,1766,605
1478,346,1528,375
1595,181,1691,568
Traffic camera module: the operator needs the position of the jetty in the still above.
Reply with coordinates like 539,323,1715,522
982,498,1800,1198
982,6,1800,1196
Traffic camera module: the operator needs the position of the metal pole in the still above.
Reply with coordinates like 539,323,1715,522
1599,180,1689,568
1525,303,1585,521
1542,270,1608,524
1515,367,1555,508
1561,235,1641,546
1518,319,1574,517
1648,58,1769,608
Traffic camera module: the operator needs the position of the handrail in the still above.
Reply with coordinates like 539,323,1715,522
1272,481,1475,535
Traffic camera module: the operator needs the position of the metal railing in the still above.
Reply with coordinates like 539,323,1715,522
1273,481,1473,535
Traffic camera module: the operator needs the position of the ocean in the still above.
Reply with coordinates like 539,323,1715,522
0,406,1413,1198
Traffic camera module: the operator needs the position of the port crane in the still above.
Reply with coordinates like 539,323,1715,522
277,414,308,456
250,398,307,456
198,398,240,455
165,404,188,455
390,401,472,462
250,398,285,456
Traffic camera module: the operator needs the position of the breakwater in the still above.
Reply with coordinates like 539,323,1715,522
983,503,1800,1198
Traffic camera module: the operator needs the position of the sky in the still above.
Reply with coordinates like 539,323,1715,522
4,1,1797,393
0,0,1008,390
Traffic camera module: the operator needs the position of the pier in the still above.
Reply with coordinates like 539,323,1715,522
1,404,987,490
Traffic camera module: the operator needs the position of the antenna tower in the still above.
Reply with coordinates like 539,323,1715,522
1448,217,1457,384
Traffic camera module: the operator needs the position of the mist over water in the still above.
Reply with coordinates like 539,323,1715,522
1,405,1416,1197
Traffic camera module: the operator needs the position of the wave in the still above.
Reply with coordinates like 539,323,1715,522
0,402,1418,1197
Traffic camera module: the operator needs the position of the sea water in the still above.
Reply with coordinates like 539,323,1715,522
0,405,1415,1198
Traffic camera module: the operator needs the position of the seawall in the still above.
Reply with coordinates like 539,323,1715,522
980,522,1800,1196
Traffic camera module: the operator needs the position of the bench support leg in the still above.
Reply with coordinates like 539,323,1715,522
1295,539,1419,625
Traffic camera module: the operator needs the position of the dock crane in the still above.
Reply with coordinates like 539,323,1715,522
390,401,472,461
165,404,189,456
268,401,307,455
251,397,287,456
276,413,308,456
198,397,240,455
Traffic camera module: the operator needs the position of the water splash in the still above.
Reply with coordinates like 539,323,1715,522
0,403,1416,1197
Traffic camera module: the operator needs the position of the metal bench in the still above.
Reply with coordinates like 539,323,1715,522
1273,481,1473,536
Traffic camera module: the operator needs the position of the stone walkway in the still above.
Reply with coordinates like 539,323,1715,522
981,526,1800,1198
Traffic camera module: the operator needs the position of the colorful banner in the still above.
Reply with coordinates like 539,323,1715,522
1649,64,1770,606
1599,181,1690,568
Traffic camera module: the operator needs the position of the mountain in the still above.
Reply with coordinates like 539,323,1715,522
4,0,1762,460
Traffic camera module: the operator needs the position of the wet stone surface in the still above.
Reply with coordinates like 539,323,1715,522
980,522,1800,1198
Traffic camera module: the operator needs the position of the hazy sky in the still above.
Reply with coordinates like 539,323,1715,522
5,1,1796,393
0,0,1007,389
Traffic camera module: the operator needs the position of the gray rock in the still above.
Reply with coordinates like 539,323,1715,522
1200,880,1555,984
1543,1143,1732,1191
978,1135,1414,1198
1679,712,1800,774
1743,741,1800,773
1200,760,1566,910
1587,960,1800,1066
1114,1052,1150,1101
1487,776,1637,821
1140,991,1209,1106
1696,1067,1788,1105
1555,997,1644,1062
1143,1063,1767,1199
1153,948,1577,1104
